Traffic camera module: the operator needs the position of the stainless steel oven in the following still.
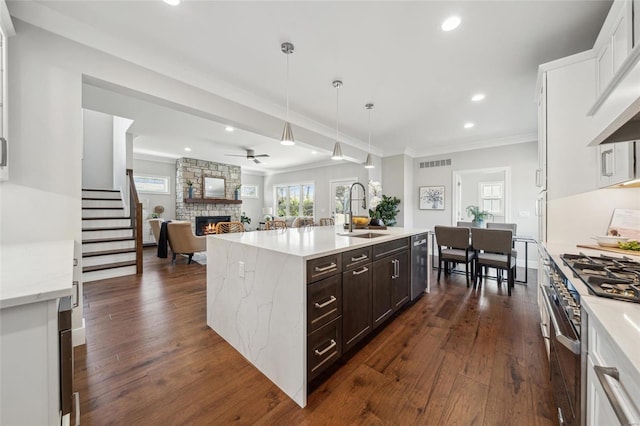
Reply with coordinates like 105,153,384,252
542,267,581,425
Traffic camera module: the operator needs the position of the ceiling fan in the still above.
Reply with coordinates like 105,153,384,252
225,149,270,164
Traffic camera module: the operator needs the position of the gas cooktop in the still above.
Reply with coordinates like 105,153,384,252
561,253,640,304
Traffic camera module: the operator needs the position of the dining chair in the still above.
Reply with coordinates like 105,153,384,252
472,228,516,296
215,221,245,234
265,220,287,230
434,225,475,287
319,218,335,226
456,221,473,227
487,222,518,278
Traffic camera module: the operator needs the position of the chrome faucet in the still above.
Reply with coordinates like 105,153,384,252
347,182,367,232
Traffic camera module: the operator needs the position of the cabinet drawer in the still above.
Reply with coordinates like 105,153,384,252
307,274,342,333
373,237,409,260
588,316,640,409
307,253,342,283
307,317,342,382
342,246,372,271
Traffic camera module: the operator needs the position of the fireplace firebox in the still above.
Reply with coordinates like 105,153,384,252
195,216,231,236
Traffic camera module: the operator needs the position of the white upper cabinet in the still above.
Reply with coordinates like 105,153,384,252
596,141,637,187
0,1,12,182
536,74,547,191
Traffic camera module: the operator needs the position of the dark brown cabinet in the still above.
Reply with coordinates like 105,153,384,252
391,250,410,312
307,274,342,333
342,247,372,353
371,238,410,329
306,237,412,383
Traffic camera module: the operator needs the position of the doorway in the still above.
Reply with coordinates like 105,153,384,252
452,167,511,224
329,178,357,226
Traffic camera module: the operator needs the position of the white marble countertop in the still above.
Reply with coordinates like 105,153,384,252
209,226,429,260
581,295,640,375
0,240,74,309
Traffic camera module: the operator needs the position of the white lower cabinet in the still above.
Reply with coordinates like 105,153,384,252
584,307,640,426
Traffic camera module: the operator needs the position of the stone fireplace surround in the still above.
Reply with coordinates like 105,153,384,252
175,158,242,232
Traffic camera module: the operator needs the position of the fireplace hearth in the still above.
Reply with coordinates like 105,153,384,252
195,216,231,236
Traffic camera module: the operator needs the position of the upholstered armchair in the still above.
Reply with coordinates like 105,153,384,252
166,222,206,264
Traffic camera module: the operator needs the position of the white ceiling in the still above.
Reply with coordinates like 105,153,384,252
8,1,612,173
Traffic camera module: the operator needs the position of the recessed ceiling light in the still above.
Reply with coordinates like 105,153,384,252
163,0,180,5
184,147,191,152
225,126,234,132
464,122,475,129
441,16,461,32
471,93,485,102
311,151,318,155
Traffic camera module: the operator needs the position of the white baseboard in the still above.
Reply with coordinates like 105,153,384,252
72,317,86,347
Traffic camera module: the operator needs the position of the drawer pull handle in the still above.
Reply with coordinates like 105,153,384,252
314,262,337,273
594,365,640,425
314,296,336,309
350,254,368,262
352,266,369,276
314,339,337,357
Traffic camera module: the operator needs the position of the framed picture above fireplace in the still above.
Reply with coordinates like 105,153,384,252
204,176,225,198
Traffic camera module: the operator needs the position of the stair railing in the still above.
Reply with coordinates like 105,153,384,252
127,169,143,274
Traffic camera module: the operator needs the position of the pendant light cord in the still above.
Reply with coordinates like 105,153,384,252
368,107,371,150
335,85,339,142
286,52,290,122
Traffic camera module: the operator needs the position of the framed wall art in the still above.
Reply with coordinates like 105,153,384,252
241,184,259,199
419,186,445,210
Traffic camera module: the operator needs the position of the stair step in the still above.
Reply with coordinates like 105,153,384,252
83,236,135,244
81,226,132,232
82,216,129,220
82,229,133,240
82,207,124,210
83,265,137,282
83,188,120,192
82,248,136,258
83,260,137,273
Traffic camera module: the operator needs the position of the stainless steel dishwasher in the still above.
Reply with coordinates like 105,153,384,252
410,233,429,300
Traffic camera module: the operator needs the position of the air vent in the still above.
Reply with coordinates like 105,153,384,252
420,159,451,169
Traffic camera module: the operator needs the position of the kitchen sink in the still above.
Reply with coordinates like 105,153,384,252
338,232,388,239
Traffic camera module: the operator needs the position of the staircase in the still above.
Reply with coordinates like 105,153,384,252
82,189,138,282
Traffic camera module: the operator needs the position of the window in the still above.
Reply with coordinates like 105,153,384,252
275,183,314,217
134,175,170,194
479,181,503,215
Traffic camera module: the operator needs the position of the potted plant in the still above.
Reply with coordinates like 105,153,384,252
235,184,242,200
466,205,493,227
240,212,251,227
369,194,401,226
186,179,194,198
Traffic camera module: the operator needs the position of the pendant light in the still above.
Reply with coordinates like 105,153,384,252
280,42,295,146
331,80,344,160
364,103,374,168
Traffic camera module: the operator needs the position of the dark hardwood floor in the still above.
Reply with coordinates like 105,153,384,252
75,247,556,425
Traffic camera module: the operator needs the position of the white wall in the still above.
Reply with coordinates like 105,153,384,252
82,109,113,189
263,162,369,221
414,142,538,232
548,187,640,243
381,155,408,226
132,157,176,220
112,115,132,193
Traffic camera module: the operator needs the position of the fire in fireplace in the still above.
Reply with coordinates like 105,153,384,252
195,216,231,236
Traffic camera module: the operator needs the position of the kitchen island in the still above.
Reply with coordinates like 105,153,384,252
206,226,429,407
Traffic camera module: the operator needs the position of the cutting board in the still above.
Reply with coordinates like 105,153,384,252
576,244,640,256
